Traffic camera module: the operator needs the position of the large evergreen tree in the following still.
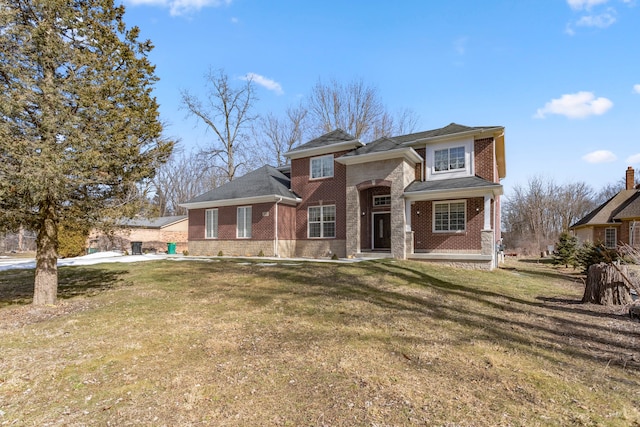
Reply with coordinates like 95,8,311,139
0,0,173,305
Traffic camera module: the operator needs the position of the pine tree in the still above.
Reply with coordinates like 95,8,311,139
552,232,579,268
0,0,173,305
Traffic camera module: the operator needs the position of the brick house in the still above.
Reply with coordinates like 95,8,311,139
570,167,640,249
181,123,507,269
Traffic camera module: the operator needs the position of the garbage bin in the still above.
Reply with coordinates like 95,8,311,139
167,242,176,254
131,241,142,255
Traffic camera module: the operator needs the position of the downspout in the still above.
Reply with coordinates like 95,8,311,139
274,197,282,257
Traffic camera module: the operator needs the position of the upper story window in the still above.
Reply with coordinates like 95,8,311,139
425,140,473,180
434,146,465,172
205,208,218,239
237,206,252,238
310,154,334,179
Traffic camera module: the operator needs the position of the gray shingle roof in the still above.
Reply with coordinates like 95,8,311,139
392,123,501,145
405,176,502,193
341,137,402,157
184,165,296,204
287,129,356,153
614,192,640,219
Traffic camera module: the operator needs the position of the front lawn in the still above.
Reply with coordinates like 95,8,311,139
1,258,638,426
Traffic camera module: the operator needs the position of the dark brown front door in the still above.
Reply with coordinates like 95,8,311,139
373,213,391,250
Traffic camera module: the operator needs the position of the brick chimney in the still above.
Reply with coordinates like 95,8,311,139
626,166,635,190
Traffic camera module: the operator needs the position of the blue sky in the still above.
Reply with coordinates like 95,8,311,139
119,0,640,196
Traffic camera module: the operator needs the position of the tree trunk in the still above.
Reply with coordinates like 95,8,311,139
33,200,58,305
583,263,634,305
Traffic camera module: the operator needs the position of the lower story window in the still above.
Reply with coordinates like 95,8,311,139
308,205,336,238
237,206,252,238
434,201,466,232
604,227,616,249
205,208,218,239
631,222,640,248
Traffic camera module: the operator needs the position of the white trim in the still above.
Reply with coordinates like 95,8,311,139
307,205,336,239
179,194,301,210
404,185,503,202
433,200,467,233
604,227,617,249
425,139,473,180
285,140,363,160
237,206,252,239
336,147,422,166
205,208,218,239
310,154,334,180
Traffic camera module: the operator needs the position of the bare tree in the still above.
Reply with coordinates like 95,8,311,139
151,149,222,216
181,68,258,182
373,108,420,140
502,177,596,254
255,104,308,167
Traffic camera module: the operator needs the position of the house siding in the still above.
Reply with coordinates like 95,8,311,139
411,197,484,252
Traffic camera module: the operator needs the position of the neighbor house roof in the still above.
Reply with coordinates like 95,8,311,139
120,215,187,229
404,176,503,201
571,189,639,228
179,165,301,209
613,192,640,220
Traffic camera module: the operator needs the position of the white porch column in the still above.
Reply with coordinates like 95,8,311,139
405,200,412,232
483,194,492,230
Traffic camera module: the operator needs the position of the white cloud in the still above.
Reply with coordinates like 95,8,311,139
575,10,617,27
231,17,239,23
534,91,613,119
567,0,609,10
241,73,283,95
583,150,617,163
633,84,640,94
124,0,231,16
453,37,468,55
626,153,640,164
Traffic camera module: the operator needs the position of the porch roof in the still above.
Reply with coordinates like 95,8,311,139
404,176,503,200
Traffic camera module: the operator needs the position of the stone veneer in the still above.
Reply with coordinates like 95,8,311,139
345,158,416,259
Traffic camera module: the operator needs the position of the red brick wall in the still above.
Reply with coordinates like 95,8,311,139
411,197,484,251
474,137,495,182
189,202,284,241
414,147,425,181
290,151,349,240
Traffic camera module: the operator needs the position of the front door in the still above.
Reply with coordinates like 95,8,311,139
373,212,391,250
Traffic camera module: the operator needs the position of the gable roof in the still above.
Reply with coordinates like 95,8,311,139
571,189,639,228
613,191,640,220
180,165,301,209
284,129,363,159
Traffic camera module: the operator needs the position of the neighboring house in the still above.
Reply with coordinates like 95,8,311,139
181,123,506,269
570,167,640,249
88,215,188,254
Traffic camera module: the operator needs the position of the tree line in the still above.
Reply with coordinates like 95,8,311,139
502,173,638,255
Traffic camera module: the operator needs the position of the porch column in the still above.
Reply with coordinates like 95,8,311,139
483,194,492,230
345,185,360,257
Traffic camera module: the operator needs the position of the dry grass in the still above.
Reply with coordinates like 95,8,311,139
0,257,639,426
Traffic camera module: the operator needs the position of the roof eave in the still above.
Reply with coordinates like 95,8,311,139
179,194,301,210
284,140,363,159
336,147,423,165
404,184,503,201
400,126,505,147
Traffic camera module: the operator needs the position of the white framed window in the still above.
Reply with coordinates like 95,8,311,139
237,206,252,238
205,208,218,239
604,227,617,249
310,154,334,179
631,222,640,248
433,201,466,232
308,205,336,238
434,146,465,172
373,195,391,207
